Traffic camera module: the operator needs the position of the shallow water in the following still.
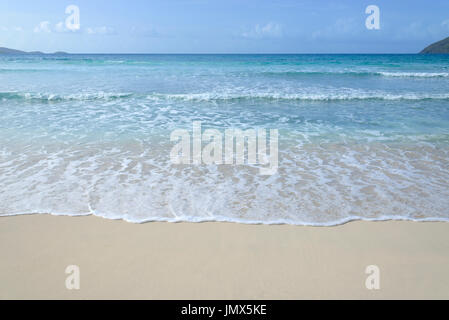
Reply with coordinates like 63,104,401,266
1,54,448,225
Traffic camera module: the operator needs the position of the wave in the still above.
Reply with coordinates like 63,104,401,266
3,90,449,103
0,91,133,102
261,70,449,78
149,92,449,102
0,68,58,73
1,211,448,226
378,72,449,78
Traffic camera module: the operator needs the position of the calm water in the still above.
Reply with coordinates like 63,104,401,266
1,54,448,225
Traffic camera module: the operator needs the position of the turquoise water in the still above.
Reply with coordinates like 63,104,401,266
1,54,448,225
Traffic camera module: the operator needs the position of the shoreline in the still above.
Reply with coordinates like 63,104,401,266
1,214,448,299
2,212,448,227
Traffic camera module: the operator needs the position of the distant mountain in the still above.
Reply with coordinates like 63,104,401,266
420,36,449,54
0,47,27,54
0,47,68,55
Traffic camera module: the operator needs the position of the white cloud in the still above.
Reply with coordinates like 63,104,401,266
53,21,80,33
242,22,283,39
442,20,449,29
34,21,78,33
34,21,115,36
86,26,116,35
54,21,68,33
34,21,51,33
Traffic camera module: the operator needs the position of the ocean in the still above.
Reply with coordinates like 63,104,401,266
0,54,448,225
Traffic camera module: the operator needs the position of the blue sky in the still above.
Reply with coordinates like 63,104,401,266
0,0,448,53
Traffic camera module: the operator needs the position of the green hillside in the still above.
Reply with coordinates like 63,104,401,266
420,36,449,54
0,47,66,55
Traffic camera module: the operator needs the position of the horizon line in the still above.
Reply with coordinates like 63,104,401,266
1,51,430,55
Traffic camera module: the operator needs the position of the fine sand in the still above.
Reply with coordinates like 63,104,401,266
0,214,448,299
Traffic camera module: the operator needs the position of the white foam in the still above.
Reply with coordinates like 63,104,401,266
0,141,448,226
379,72,449,78
147,91,449,102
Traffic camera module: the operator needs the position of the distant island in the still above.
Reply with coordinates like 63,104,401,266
2,41,449,55
420,36,449,54
0,47,68,55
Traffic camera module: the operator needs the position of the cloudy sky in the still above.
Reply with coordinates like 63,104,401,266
0,0,448,53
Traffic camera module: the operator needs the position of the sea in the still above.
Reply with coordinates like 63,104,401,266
0,54,448,225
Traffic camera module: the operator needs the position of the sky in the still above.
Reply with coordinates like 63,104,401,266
0,0,448,54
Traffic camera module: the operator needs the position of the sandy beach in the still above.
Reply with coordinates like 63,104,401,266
0,215,448,299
